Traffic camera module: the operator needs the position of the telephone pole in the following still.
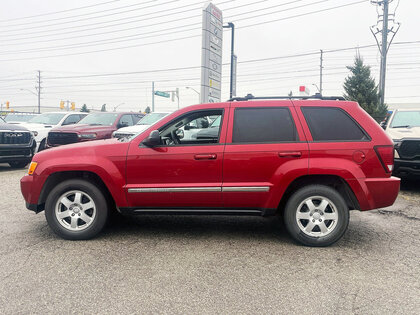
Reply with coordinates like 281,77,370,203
36,70,41,114
370,0,400,106
319,49,323,95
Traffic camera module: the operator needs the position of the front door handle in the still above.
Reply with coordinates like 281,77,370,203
278,151,302,158
194,154,217,160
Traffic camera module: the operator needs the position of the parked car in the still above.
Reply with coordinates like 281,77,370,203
0,117,36,168
112,112,169,139
47,112,144,147
4,113,39,124
382,108,420,178
20,112,87,152
21,96,399,246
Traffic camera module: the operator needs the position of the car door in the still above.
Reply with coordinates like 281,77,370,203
222,101,309,210
125,105,229,210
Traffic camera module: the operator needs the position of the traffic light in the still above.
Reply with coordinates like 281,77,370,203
60,101,64,109
71,102,75,110
5,101,9,109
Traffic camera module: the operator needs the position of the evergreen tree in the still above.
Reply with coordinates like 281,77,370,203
343,56,388,122
101,104,107,112
145,106,151,114
80,104,90,112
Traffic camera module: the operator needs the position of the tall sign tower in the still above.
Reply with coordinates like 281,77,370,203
200,2,223,104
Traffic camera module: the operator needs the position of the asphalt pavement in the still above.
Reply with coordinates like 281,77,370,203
0,165,419,314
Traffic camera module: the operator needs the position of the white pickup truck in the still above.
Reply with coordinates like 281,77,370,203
19,112,87,152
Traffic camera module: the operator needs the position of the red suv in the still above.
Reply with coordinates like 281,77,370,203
47,112,144,147
21,96,400,246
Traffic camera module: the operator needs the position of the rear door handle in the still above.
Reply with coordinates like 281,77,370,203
278,151,302,158
194,154,217,160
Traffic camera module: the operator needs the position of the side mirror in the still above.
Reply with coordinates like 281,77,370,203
118,122,129,129
142,130,160,147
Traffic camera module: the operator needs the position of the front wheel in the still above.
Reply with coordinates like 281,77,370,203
45,179,109,240
283,185,349,247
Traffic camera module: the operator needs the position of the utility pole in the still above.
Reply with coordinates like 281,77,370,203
370,0,400,106
319,49,323,95
223,22,235,99
36,70,41,114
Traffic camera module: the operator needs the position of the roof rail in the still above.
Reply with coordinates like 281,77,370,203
228,93,346,102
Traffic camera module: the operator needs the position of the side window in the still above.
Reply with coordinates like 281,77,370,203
132,114,143,124
232,107,298,143
301,107,368,141
159,110,223,146
62,114,81,125
119,115,134,127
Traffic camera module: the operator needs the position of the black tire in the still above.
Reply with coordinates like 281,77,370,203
45,179,109,240
9,160,30,168
283,185,349,247
38,139,46,152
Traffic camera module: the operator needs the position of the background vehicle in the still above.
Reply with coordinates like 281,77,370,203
113,112,169,139
382,108,420,178
21,96,399,246
4,113,39,124
20,112,87,152
0,118,35,168
48,112,143,147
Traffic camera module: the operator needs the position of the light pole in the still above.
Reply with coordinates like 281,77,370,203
20,89,39,113
113,102,125,112
186,87,200,103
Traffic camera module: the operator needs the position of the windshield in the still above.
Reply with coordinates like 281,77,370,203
137,113,168,125
391,111,420,128
5,114,36,122
27,113,66,125
78,113,119,126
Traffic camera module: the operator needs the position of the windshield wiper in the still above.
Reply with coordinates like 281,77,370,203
392,125,411,128
89,123,102,126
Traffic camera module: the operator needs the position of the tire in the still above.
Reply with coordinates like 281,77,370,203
283,185,349,247
45,179,109,240
9,160,30,168
38,139,46,152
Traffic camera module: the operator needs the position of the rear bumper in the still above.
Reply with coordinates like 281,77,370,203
349,176,400,211
393,159,420,177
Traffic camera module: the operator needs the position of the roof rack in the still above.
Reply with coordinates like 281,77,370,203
228,93,346,102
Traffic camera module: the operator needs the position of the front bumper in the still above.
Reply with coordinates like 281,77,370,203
0,142,35,162
393,159,420,177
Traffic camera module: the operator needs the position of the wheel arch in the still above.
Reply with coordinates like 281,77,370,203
38,171,115,211
277,174,360,214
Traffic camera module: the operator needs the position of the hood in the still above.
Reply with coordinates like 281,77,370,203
386,126,420,140
0,123,31,132
19,122,55,130
50,124,116,134
114,124,151,134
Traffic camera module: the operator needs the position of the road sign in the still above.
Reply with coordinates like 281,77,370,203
155,91,170,98
200,3,223,104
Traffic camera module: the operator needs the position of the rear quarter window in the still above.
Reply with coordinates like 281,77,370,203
301,107,369,141
232,107,298,143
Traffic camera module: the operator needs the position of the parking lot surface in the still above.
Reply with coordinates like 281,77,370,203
0,165,419,314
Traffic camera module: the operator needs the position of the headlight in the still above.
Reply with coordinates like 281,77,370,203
394,150,400,159
392,139,401,147
78,133,97,139
31,131,38,136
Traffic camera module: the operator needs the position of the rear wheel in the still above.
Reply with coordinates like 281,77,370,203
283,185,349,247
45,179,109,240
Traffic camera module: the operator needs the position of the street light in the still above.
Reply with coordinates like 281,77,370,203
185,87,200,103
113,102,125,112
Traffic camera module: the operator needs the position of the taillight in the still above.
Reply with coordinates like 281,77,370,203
374,145,394,173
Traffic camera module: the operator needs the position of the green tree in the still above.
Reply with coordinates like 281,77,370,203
144,106,151,114
343,56,387,122
80,104,90,113
101,104,107,112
